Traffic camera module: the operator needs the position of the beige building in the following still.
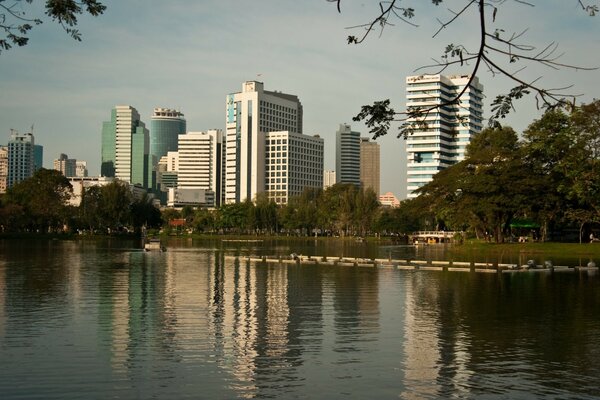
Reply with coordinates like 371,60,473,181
360,137,380,196
0,146,7,194
379,192,400,208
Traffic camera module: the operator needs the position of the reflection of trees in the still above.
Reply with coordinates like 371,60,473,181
406,272,600,398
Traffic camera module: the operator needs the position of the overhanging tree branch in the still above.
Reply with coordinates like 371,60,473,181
331,0,598,138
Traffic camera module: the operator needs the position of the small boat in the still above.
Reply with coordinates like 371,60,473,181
145,238,166,252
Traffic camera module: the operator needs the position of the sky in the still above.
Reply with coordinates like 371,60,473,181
1,0,599,199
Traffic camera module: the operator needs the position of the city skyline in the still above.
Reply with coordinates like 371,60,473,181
1,1,598,199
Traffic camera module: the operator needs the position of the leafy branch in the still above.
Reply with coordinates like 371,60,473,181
0,0,105,54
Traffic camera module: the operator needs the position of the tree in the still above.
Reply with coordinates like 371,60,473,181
521,109,574,240
96,180,132,232
3,168,73,232
130,194,162,232
563,100,600,241
330,0,598,138
0,0,106,54
417,126,533,242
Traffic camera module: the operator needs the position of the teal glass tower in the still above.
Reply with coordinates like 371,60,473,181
150,108,186,166
101,105,151,189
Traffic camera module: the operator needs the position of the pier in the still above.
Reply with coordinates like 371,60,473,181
223,255,599,274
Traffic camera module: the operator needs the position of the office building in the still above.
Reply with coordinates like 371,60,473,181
33,144,43,171
0,146,7,193
7,130,35,188
150,108,186,166
323,170,336,189
405,74,484,198
225,81,303,203
156,152,178,190
265,131,323,204
177,129,224,207
75,161,88,177
54,153,77,177
101,105,152,189
360,137,380,196
335,123,361,187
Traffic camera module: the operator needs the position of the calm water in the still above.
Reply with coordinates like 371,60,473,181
1,238,599,399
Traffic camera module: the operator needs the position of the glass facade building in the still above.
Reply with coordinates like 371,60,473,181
150,108,186,167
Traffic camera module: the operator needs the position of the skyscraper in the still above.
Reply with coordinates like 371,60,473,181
335,123,361,187
150,108,186,166
101,105,152,189
225,81,303,203
405,74,483,198
360,137,380,196
7,130,34,188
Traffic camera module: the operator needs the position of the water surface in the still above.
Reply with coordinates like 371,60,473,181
1,239,599,399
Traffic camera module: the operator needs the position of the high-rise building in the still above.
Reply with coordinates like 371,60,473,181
0,146,7,194
360,137,380,196
225,81,303,203
405,74,484,198
335,123,361,187
7,130,35,188
54,153,77,177
150,108,186,166
177,129,224,206
101,105,152,189
323,170,336,189
264,131,323,204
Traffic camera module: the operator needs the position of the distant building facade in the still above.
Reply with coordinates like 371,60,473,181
379,191,400,208
0,146,7,193
360,137,380,196
54,153,77,177
33,144,43,171
323,170,336,189
101,105,152,189
177,130,224,207
7,130,35,188
225,81,303,203
150,107,186,167
265,131,323,204
406,74,484,198
67,176,114,207
335,123,361,187
75,161,88,177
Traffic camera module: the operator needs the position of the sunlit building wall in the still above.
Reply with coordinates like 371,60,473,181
264,130,323,204
225,81,303,203
360,137,380,196
0,146,7,193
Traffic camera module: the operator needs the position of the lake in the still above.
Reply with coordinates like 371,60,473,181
1,238,599,399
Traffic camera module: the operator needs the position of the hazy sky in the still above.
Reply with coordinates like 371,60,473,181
1,0,598,198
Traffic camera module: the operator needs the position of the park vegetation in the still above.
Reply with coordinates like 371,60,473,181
1,100,599,242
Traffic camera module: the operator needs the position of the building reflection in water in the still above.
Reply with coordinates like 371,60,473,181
400,273,473,400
